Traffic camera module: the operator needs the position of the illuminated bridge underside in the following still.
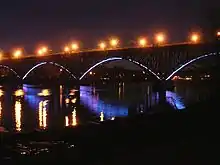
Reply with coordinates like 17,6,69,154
0,43,219,81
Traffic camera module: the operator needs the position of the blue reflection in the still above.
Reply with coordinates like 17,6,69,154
80,86,128,119
23,84,47,110
166,91,185,110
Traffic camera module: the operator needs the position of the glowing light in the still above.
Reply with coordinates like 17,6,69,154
89,71,93,75
98,42,106,50
22,62,76,80
72,109,77,126
0,89,3,97
166,53,217,80
71,43,79,51
79,57,161,80
65,98,70,104
166,91,185,110
138,38,147,47
191,33,199,43
110,38,119,48
111,117,115,120
13,49,22,58
71,98,76,104
37,49,43,56
100,111,104,122
15,100,22,132
14,89,24,97
69,90,76,96
38,100,48,129
79,57,122,80
217,31,220,36
65,116,69,127
38,89,51,96
64,46,70,53
80,86,128,119
37,46,48,56
155,33,165,44
0,51,3,60
42,47,48,53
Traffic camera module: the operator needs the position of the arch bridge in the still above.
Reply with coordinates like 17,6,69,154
0,42,219,82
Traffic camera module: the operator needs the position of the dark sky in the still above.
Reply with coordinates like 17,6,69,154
0,0,219,51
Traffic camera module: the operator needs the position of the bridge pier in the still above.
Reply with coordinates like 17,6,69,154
153,81,167,104
158,82,166,104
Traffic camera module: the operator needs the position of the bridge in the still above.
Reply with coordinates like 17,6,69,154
0,42,220,83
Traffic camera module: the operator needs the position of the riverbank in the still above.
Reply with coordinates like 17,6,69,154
1,98,219,164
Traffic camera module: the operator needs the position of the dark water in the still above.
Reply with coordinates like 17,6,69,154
0,81,215,132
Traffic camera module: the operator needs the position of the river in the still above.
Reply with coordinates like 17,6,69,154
0,81,215,132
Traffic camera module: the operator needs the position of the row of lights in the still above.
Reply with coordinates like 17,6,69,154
1,32,219,59
63,32,201,53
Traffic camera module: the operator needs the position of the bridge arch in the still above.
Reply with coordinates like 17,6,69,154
0,64,20,79
79,57,161,80
166,52,219,81
22,61,77,80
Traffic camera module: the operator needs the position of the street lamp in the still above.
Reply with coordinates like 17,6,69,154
37,49,43,56
98,41,106,50
110,38,119,48
64,46,70,53
138,37,147,47
190,33,199,43
71,43,79,51
155,33,165,44
0,51,3,60
37,46,48,56
13,49,22,58
42,47,48,53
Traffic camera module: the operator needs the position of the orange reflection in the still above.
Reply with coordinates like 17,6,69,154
14,89,24,97
65,98,70,104
0,89,4,97
38,89,51,96
38,100,48,129
65,116,69,127
65,109,77,127
71,98,76,104
72,109,77,126
15,100,22,132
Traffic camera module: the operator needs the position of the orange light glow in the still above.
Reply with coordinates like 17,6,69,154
155,33,165,44
191,33,199,43
37,49,43,56
110,38,119,47
0,51,3,60
38,89,51,96
138,38,147,47
13,49,22,58
217,31,220,36
64,46,70,53
71,43,79,51
42,47,48,53
37,46,48,56
14,89,24,97
98,42,106,50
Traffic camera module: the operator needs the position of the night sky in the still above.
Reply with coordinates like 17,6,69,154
0,0,219,51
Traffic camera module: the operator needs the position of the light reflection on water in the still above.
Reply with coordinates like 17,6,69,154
0,83,188,132
15,100,22,132
65,109,77,127
80,86,129,120
38,100,48,129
